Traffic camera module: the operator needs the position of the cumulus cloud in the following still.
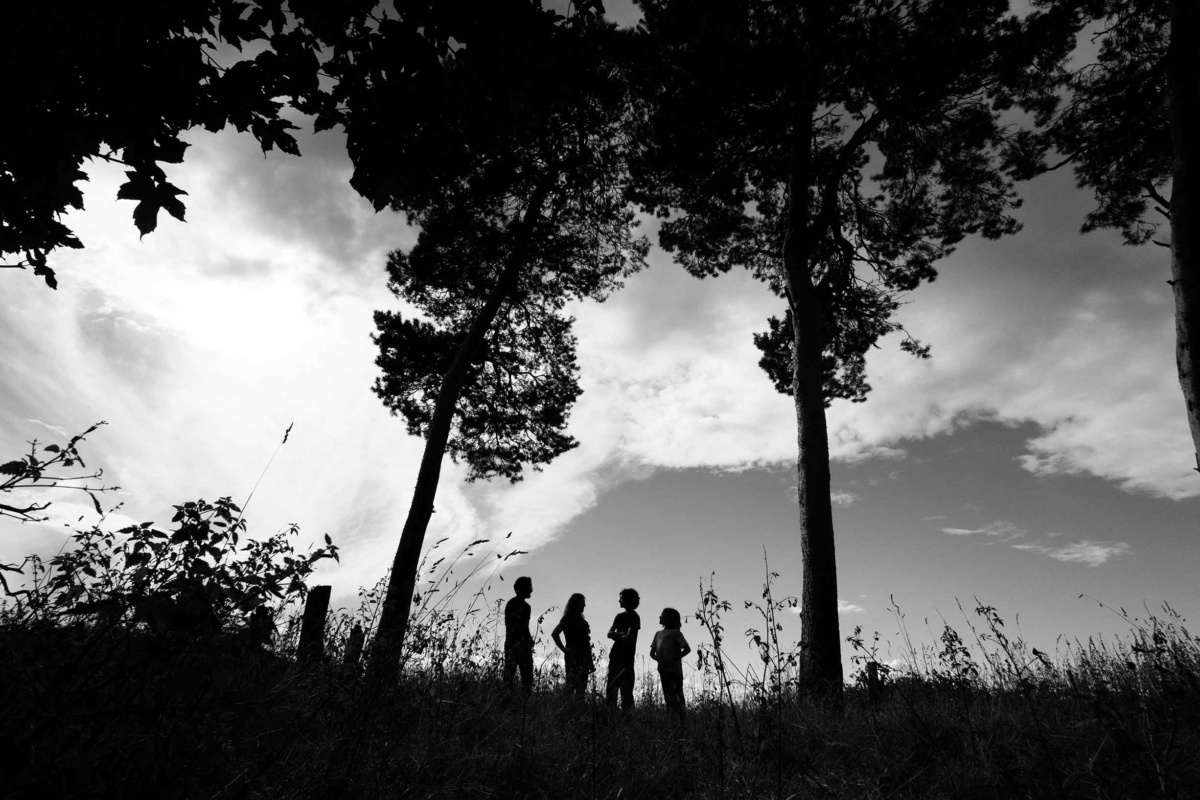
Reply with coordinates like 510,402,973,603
787,599,864,618
789,598,866,615
2,124,1189,606
512,172,1196,566
838,599,866,614
820,223,1196,500
0,128,467,601
830,490,857,507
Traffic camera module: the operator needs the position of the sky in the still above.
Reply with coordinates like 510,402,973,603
2,2,1197,687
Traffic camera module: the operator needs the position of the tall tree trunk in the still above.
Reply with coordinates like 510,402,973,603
1167,0,1200,475
369,185,551,682
789,277,842,693
782,36,843,694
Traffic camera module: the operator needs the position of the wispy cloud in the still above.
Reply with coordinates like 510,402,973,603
24,419,69,437
939,520,1026,542
1012,540,1131,567
943,517,1131,567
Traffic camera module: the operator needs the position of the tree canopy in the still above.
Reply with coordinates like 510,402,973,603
1050,0,1173,245
0,0,355,288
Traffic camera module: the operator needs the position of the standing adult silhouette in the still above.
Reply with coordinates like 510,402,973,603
504,576,534,695
551,593,593,696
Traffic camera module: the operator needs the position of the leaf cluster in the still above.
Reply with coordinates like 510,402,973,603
753,300,930,406
0,421,116,523
0,0,353,288
326,0,612,216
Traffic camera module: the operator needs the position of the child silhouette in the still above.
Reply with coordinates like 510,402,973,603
605,588,641,710
649,607,691,711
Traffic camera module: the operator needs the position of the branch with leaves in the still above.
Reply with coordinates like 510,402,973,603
0,422,117,523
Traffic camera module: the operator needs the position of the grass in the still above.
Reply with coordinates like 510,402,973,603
3,565,1198,800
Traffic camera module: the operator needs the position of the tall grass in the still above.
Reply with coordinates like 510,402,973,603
5,526,1198,800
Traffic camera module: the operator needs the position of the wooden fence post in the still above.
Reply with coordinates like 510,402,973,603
298,585,332,663
343,623,365,673
867,661,881,705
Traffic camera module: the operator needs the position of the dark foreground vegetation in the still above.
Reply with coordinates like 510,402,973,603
4,536,1198,800
2,431,1196,798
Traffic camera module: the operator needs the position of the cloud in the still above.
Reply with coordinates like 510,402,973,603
838,599,866,614
830,490,857,507
1012,540,1131,567
24,419,69,437
943,517,1130,567
516,173,1195,565
175,122,405,285
0,131,476,603
1,121,1188,610
1,489,142,536
939,520,1026,542
789,598,866,615
787,168,1195,502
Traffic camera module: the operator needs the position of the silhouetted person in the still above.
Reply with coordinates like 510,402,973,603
504,576,534,695
650,607,691,712
551,592,593,696
605,587,640,710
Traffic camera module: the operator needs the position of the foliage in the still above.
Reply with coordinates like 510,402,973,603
3,496,338,641
0,421,115,525
0,0,360,288
365,7,648,482
0,460,339,800
1047,0,1173,245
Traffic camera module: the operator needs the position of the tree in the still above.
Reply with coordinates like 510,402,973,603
330,1,647,674
0,0,350,288
1048,0,1200,475
629,0,1074,693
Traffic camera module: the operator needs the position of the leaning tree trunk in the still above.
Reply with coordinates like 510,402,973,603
782,51,843,695
1167,0,1200,475
368,187,550,683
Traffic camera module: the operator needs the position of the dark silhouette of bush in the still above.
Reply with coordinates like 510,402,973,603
1,426,339,800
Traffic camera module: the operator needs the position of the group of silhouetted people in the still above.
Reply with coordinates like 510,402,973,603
502,577,691,711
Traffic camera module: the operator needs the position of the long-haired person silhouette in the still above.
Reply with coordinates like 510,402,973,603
552,593,593,695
